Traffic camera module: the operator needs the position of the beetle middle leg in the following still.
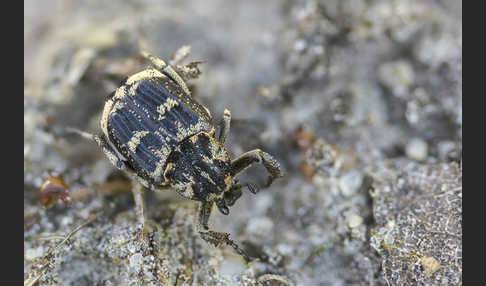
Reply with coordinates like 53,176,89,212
132,181,150,241
196,201,251,262
231,149,283,188
67,128,149,240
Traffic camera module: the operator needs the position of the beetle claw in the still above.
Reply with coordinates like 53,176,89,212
216,199,229,215
246,183,259,194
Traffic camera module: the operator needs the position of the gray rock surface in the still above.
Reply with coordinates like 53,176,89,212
25,0,462,285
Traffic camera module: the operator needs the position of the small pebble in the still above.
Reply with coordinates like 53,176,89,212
276,243,294,256
421,255,440,277
346,214,363,228
339,171,364,196
218,256,246,277
246,217,274,236
378,60,414,97
406,138,428,162
129,253,143,270
25,247,44,261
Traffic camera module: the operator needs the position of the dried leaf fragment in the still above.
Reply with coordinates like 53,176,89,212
39,176,71,207
421,255,440,277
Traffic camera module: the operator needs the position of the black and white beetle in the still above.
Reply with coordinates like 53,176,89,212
72,52,283,261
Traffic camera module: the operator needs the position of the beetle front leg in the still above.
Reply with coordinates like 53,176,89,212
196,201,251,262
224,180,259,205
218,109,231,144
231,149,283,188
224,182,243,206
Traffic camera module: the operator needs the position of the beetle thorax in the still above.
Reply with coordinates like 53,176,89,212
163,132,233,202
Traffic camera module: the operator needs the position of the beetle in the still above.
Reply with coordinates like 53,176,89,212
71,52,283,261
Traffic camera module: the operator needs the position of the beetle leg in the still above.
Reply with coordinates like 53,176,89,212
196,201,251,262
141,51,192,97
223,181,259,205
169,45,191,66
224,182,243,206
132,181,150,241
68,128,149,238
66,128,128,171
231,149,283,188
218,109,231,144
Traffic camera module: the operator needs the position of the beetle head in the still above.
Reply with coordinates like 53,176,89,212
164,132,239,214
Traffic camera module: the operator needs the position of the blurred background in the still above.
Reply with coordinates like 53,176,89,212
25,0,462,285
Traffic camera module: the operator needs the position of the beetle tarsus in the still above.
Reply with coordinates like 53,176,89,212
199,230,251,262
197,201,251,262
246,183,259,194
141,51,192,97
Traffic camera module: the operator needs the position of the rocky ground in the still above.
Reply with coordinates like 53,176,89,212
24,0,462,285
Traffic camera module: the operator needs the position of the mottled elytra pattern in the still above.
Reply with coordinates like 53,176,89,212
164,132,232,201
105,71,213,184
